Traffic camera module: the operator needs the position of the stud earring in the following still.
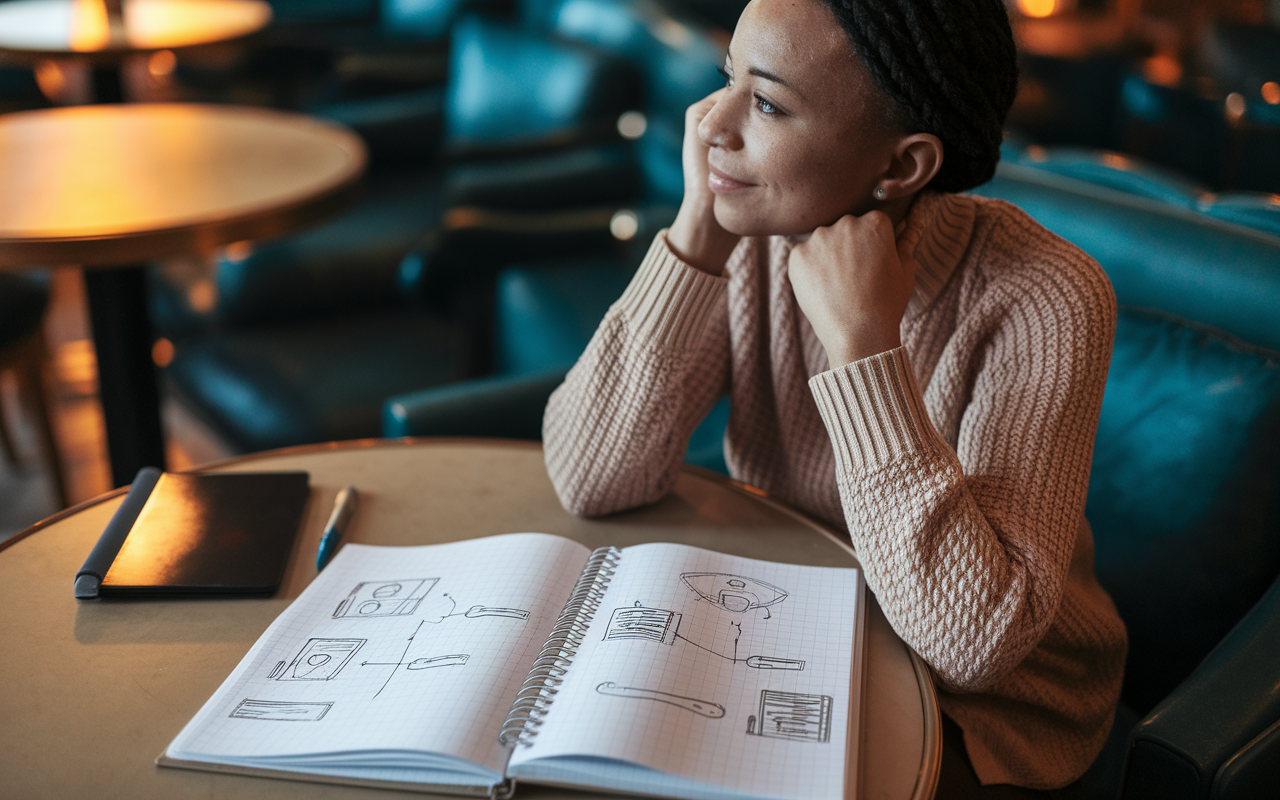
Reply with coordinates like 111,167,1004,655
875,187,887,200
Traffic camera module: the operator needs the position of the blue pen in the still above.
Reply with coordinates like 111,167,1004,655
316,486,359,571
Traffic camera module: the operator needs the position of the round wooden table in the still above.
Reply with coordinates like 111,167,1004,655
0,102,366,488
0,439,941,800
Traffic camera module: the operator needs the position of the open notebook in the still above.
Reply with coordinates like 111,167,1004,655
161,533,867,800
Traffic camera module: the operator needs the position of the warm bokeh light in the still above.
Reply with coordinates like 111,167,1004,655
1142,53,1183,88
1263,82,1280,106
54,339,98,395
1017,0,1058,18
222,240,253,261
187,279,216,312
151,337,175,367
69,0,111,52
610,209,639,241
1224,92,1246,124
148,48,176,76
617,111,647,140
1102,152,1132,170
1025,145,1048,162
34,60,66,97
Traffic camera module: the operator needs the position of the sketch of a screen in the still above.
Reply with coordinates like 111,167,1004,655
746,690,833,743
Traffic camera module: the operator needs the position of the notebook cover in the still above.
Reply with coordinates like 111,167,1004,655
101,471,310,596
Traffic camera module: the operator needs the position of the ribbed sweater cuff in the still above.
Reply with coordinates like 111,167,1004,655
809,347,942,473
614,230,728,350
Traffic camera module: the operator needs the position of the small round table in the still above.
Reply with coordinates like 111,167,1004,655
0,103,366,488
0,439,942,800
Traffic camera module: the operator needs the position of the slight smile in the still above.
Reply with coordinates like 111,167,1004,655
707,165,755,193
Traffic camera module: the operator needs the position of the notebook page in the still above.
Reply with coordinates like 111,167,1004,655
168,533,589,778
509,542,862,800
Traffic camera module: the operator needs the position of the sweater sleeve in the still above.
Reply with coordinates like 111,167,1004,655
808,269,1116,692
543,232,730,517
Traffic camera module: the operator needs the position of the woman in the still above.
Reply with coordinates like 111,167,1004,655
543,0,1127,794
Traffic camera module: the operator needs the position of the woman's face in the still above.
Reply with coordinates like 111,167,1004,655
701,0,903,237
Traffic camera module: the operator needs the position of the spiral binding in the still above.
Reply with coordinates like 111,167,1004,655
498,545,621,747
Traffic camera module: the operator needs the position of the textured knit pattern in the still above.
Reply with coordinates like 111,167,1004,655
543,192,1128,790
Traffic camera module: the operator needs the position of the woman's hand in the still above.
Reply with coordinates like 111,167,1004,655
788,211,915,369
665,90,741,276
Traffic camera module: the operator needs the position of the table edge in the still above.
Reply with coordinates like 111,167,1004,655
2,435,941,799
0,103,368,267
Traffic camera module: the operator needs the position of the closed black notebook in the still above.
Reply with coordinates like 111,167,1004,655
74,468,311,598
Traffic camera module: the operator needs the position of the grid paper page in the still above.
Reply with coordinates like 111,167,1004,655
509,542,862,800
167,533,590,780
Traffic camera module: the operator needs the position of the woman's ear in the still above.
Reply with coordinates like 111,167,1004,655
877,134,943,200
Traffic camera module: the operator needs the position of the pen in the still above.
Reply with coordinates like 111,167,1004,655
316,486,359,571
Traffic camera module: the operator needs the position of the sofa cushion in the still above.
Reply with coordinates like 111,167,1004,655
168,309,465,452
1086,306,1280,711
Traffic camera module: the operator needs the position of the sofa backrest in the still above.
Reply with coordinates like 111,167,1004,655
974,165,1280,710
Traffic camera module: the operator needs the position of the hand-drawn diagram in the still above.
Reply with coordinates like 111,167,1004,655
231,699,333,722
681,573,789,617
465,606,529,620
602,600,805,671
604,606,682,645
407,654,469,669
596,682,725,718
334,579,437,618
745,690,832,743
276,638,366,681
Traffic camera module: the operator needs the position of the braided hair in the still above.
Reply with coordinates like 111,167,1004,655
818,0,1018,192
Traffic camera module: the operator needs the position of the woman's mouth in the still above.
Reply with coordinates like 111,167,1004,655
707,165,754,193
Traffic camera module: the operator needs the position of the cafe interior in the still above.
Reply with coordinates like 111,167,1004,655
0,0,1278,796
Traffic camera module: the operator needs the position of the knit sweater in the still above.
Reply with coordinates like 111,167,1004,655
542,191,1128,790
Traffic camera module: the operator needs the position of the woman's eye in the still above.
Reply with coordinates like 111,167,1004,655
717,66,732,87
755,94,780,115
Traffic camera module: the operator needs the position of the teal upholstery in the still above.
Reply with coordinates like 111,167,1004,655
384,368,568,439
445,142,638,210
169,309,464,452
1199,193,1280,239
972,163,1280,352
1016,147,1209,208
444,16,640,155
1116,74,1228,188
1087,308,1280,710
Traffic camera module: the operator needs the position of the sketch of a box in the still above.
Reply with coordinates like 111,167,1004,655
230,699,333,722
603,607,681,645
278,638,365,680
333,578,437,618
748,690,832,743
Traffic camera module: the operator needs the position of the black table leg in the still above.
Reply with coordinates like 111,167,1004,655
84,266,167,487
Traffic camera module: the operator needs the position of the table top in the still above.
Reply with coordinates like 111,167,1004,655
0,439,940,800
0,103,366,267
0,0,272,61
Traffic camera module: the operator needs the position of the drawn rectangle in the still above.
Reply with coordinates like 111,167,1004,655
603,607,681,645
752,690,832,742
230,699,333,722
333,578,437,618
279,638,365,681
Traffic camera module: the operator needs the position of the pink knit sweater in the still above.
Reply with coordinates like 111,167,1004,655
543,191,1128,790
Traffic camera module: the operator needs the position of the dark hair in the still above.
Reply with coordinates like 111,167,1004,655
819,0,1018,192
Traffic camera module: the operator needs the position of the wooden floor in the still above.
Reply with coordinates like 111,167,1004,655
0,267,234,543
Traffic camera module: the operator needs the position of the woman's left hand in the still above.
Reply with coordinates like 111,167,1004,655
788,211,916,370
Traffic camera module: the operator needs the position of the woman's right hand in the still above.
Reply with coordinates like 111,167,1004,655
665,90,741,276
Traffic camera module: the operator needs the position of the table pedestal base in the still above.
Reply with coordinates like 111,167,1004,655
84,265,166,487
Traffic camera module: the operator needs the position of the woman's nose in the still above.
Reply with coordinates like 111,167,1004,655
699,93,742,150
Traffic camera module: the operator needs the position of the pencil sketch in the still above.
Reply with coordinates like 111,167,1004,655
745,690,832,743
407,654,470,669
277,638,366,681
268,660,286,679
465,606,529,620
230,699,333,722
333,578,438,618
681,573,789,617
420,592,531,624
604,604,682,645
602,602,804,670
595,681,725,718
